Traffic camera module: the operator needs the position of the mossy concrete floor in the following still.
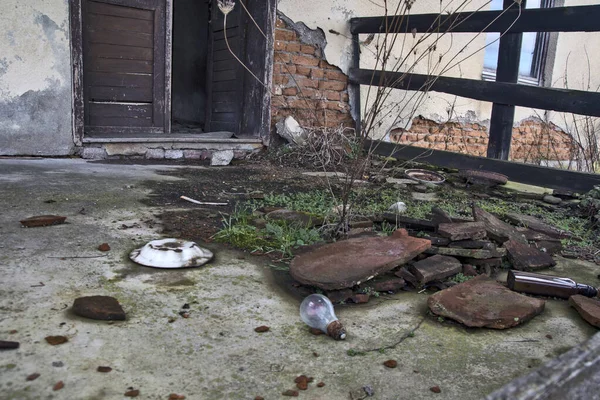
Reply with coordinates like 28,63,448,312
0,158,598,400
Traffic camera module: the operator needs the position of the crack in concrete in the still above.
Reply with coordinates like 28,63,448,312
362,316,426,354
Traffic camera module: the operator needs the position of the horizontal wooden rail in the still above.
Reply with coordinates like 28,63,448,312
349,68,600,118
365,140,600,192
350,5,600,34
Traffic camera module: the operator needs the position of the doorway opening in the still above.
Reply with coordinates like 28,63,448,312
171,0,210,133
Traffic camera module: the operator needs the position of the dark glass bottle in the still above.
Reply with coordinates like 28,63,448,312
507,270,598,299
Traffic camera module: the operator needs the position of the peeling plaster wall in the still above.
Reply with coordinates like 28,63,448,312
277,0,600,141
0,0,74,156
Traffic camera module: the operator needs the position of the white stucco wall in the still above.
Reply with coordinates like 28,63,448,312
0,0,74,156
278,0,600,140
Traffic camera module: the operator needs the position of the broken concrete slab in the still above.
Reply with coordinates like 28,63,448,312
569,295,600,328
504,240,556,271
506,213,573,239
408,255,462,284
72,296,126,321
428,275,546,329
20,215,66,227
438,222,487,241
472,206,527,244
424,246,506,259
211,150,234,166
289,235,431,290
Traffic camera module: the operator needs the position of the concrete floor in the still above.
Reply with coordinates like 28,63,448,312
0,158,599,400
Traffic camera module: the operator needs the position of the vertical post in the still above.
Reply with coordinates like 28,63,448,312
350,33,362,136
486,0,525,160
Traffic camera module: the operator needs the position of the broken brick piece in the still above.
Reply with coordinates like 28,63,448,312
438,222,487,241
53,381,64,391
168,394,186,400
20,215,67,227
98,243,111,252
254,326,270,333
26,373,40,381
408,255,462,285
73,296,126,321
504,240,556,271
45,336,68,346
124,389,140,397
430,386,441,393
295,375,309,390
97,366,112,373
383,360,398,368
569,295,600,328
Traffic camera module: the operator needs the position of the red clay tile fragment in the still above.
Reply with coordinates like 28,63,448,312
53,381,64,391
124,389,140,397
383,360,398,368
20,215,67,227
45,336,68,346
168,394,186,399
98,243,111,252
26,373,40,381
430,386,441,393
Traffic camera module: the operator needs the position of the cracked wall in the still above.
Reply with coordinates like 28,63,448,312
0,0,74,156
277,0,600,161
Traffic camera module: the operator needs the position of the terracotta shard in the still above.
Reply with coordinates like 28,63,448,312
472,206,526,244
20,215,66,227
290,236,431,290
569,295,600,328
504,240,556,271
408,255,462,284
73,296,126,321
428,275,545,329
438,222,487,241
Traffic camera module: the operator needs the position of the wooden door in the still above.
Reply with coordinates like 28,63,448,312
82,0,167,135
205,0,246,133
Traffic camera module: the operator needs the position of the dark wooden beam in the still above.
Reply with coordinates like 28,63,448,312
348,68,600,118
487,0,523,160
350,5,600,34
366,139,600,193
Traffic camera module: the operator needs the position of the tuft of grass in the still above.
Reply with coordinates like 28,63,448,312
449,273,473,284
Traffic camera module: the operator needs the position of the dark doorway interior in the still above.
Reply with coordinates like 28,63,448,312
171,0,209,132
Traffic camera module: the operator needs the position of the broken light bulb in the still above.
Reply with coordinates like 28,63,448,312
299,294,346,340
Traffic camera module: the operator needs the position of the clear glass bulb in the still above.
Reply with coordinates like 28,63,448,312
299,294,346,340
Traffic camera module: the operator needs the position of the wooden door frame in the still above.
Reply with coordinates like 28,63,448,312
70,0,172,141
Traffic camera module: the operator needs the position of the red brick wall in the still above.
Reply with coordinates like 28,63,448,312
389,116,575,161
271,18,354,129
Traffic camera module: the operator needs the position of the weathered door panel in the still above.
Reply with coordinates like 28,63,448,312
82,0,166,134
205,0,246,133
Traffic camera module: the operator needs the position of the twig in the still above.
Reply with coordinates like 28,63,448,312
48,255,108,259
30,282,45,287
180,196,228,206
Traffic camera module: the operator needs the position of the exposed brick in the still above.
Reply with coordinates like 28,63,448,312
275,29,296,41
340,93,349,102
275,18,286,28
292,54,320,67
300,45,316,54
294,77,319,89
282,87,298,96
286,43,301,52
274,41,286,51
296,66,311,76
318,80,346,91
275,53,291,63
324,70,348,82
323,90,340,101
310,68,324,79
273,75,289,85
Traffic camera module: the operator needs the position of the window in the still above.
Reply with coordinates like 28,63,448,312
482,0,553,85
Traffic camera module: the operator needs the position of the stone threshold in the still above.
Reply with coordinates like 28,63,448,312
79,134,264,160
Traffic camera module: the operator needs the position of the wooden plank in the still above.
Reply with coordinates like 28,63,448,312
487,0,523,160
212,80,240,92
213,36,239,51
88,102,152,118
88,28,153,48
350,5,600,34
88,115,152,127
211,91,238,103
87,14,153,34
89,43,153,61
87,72,152,88
212,102,238,113
365,139,600,192
71,0,85,145
213,59,237,72
213,70,236,82
213,49,238,62
89,58,153,73
348,68,600,118
89,86,153,102
87,1,153,20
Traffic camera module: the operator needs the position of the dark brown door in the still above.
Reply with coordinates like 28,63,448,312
82,0,167,135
